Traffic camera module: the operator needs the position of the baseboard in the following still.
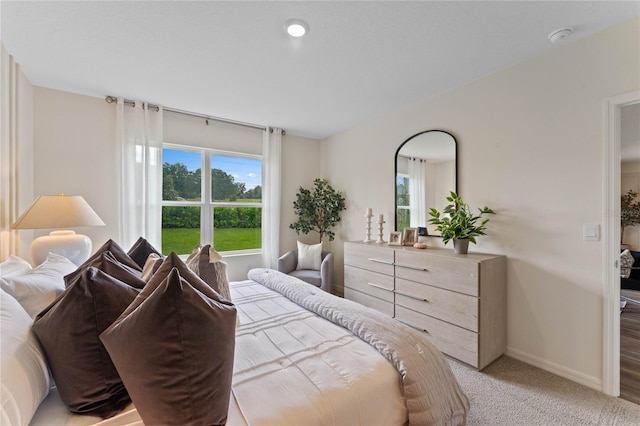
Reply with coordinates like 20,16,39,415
505,346,602,392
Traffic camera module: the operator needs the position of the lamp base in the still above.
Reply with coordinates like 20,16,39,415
31,230,91,266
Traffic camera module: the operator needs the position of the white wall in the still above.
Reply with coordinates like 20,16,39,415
31,88,321,279
321,18,640,389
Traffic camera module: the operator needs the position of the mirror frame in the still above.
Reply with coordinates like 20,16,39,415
394,130,458,236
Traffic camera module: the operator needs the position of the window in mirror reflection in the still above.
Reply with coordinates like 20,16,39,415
396,175,410,230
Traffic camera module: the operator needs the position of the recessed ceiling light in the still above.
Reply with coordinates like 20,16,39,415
285,19,309,38
548,26,574,43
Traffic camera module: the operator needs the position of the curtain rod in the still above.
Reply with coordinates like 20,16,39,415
104,96,285,135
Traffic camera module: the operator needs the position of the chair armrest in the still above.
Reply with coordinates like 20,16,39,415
320,251,334,293
277,250,297,274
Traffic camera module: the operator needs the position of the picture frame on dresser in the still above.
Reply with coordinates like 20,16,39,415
402,228,418,246
388,231,403,246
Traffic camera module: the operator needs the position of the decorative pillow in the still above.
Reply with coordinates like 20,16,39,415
100,253,237,426
185,244,231,300
0,255,32,277
127,237,162,269
0,252,77,318
140,253,163,282
296,241,322,271
65,240,142,288
32,267,140,418
0,289,51,426
621,249,634,279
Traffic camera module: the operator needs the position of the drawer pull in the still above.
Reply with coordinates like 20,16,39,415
395,291,429,303
367,282,393,292
395,263,429,272
396,318,429,334
368,258,394,265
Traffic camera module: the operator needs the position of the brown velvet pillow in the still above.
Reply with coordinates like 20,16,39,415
185,244,231,301
65,239,142,287
32,267,140,418
100,253,237,426
127,237,162,269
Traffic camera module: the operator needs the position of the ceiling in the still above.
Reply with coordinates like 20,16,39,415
1,1,639,140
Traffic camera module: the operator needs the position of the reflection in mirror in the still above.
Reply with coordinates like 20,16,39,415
395,130,457,237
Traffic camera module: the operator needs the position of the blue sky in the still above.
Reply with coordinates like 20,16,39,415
163,149,262,189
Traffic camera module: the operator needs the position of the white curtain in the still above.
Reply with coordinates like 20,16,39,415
116,98,163,250
262,127,282,269
409,158,427,228
0,45,32,261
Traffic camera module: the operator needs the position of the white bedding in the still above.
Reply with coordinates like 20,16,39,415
31,279,407,426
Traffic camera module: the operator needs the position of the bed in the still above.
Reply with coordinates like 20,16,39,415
1,243,469,426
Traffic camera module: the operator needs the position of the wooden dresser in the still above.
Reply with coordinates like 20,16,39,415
344,241,506,370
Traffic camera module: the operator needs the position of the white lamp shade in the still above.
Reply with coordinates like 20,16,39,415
11,194,105,266
11,195,105,230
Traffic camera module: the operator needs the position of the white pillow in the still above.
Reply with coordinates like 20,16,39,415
0,289,51,426
0,256,33,278
296,241,322,271
0,253,77,318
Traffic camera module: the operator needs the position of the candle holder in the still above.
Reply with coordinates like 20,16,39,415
364,212,374,243
376,219,386,243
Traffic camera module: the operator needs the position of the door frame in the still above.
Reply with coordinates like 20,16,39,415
602,89,640,396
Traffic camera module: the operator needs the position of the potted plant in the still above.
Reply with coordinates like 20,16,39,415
289,178,346,243
621,189,640,246
428,191,495,254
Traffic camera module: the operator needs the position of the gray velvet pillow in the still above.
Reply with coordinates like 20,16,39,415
100,253,237,426
32,267,140,418
185,244,231,301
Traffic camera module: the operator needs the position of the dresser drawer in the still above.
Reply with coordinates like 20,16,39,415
344,243,394,276
395,305,478,367
395,278,478,331
395,250,479,296
344,265,394,303
345,287,394,317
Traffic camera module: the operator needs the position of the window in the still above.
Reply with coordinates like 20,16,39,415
396,174,410,230
162,146,262,255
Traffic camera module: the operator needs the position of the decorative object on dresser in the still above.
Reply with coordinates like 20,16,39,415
428,191,495,254
11,194,105,266
402,227,418,246
364,207,374,242
388,231,403,246
344,241,506,370
376,214,386,243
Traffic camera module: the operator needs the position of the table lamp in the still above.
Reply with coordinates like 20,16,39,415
11,194,105,266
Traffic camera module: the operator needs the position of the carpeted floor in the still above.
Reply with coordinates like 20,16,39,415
448,356,640,425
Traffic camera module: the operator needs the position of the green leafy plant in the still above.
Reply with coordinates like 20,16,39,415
621,189,640,244
428,191,495,245
289,178,346,243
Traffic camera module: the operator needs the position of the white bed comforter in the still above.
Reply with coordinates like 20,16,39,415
247,268,470,426
31,277,412,426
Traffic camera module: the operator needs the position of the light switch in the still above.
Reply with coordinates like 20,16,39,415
583,224,600,241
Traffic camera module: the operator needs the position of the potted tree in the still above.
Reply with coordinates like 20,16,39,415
289,178,346,242
621,189,640,246
428,191,495,254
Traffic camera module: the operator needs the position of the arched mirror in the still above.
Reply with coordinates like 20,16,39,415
395,130,457,236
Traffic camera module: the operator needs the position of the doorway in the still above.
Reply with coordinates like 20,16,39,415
603,90,640,398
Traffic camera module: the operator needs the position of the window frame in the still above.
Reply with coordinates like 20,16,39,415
162,143,263,255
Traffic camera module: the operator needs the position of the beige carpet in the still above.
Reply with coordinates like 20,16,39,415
448,356,640,425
